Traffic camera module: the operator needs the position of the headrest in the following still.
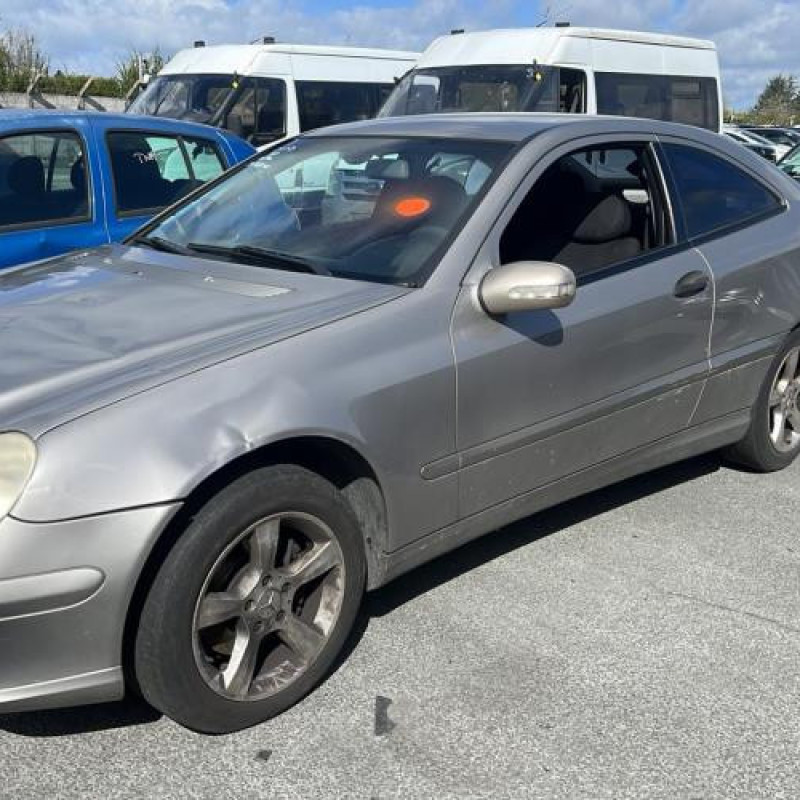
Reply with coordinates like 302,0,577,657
8,156,45,196
573,195,632,243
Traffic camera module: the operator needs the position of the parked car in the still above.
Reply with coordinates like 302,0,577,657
0,110,254,269
741,126,800,160
380,26,723,131
127,42,419,146
2,114,800,733
777,142,800,180
722,125,779,161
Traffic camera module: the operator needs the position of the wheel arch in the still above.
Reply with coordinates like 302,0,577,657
121,434,389,692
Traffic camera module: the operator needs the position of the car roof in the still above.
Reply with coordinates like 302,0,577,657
0,108,228,137
305,112,726,146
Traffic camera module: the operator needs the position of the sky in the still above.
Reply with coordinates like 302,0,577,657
0,0,794,109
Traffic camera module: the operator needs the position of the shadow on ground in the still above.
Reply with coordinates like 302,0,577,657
0,452,723,738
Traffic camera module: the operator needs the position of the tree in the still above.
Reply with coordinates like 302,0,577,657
753,74,798,119
0,27,49,90
115,46,167,93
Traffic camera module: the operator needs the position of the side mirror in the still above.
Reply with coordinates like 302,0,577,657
479,261,577,315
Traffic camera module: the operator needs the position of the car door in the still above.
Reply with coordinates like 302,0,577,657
0,123,105,269
99,125,229,243
451,135,714,517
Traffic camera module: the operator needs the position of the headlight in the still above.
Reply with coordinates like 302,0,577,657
0,433,36,520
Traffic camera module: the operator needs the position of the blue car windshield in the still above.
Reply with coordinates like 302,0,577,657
141,135,512,286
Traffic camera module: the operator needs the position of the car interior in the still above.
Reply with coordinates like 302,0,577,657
0,142,89,228
109,134,193,214
500,145,667,277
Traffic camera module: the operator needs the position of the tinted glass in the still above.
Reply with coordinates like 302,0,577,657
663,143,781,238
595,73,719,131
500,144,668,277
380,65,586,116
0,131,89,229
296,82,386,130
144,136,511,286
107,131,224,216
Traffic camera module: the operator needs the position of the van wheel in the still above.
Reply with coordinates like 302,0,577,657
134,465,366,734
725,332,800,472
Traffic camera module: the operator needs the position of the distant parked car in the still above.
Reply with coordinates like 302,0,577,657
778,142,800,179
741,126,800,160
0,110,254,269
722,125,779,161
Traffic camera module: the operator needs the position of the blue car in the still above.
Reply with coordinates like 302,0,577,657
0,110,254,268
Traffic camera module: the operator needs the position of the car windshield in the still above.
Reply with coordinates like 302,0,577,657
379,65,585,116
139,135,512,286
128,74,237,123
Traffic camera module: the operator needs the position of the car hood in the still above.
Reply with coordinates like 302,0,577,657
0,245,408,435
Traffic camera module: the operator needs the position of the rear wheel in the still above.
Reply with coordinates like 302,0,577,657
725,333,800,472
134,465,366,733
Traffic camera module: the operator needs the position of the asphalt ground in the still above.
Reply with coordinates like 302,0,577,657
2,452,799,799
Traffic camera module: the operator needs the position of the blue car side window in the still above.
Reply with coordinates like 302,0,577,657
0,131,89,229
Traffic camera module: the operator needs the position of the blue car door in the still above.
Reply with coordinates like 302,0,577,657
0,119,108,269
97,122,231,243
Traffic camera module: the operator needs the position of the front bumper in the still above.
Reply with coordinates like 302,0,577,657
0,504,179,712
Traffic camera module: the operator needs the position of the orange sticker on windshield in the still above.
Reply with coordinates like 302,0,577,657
394,196,431,218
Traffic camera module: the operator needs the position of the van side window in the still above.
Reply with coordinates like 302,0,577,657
296,82,388,130
500,145,669,279
595,73,719,131
224,78,286,146
0,130,89,229
661,143,782,239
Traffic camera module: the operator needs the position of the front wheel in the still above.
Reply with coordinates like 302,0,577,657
725,333,800,472
134,465,366,733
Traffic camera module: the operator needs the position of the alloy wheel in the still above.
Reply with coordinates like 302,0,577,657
192,512,345,701
768,346,800,453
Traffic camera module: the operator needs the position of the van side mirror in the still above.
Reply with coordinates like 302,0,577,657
479,261,577,315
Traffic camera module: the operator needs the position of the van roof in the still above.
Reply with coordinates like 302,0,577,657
417,26,717,70
162,43,420,76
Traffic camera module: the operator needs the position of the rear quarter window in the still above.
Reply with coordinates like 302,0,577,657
662,143,783,239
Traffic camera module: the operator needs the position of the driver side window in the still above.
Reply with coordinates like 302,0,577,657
500,144,671,279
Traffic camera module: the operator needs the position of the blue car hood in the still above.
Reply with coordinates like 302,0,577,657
0,245,407,435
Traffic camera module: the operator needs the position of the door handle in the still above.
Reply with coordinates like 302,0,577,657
674,271,709,299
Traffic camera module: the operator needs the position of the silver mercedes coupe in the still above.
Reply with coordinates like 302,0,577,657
1,114,799,732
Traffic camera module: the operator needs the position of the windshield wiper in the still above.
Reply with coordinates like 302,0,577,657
186,243,331,276
132,235,191,255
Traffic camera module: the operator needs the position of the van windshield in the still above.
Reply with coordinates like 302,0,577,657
129,74,236,123
379,65,586,116
129,74,288,146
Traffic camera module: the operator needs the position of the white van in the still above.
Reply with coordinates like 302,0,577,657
380,27,723,132
128,42,420,146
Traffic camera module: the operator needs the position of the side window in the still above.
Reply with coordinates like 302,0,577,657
223,78,286,145
662,144,782,239
296,82,378,131
500,144,669,278
182,136,225,182
0,130,89,229
595,73,719,132
107,131,224,216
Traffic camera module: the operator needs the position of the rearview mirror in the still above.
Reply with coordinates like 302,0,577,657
479,261,577,315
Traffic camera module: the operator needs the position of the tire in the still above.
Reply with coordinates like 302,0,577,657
134,464,366,734
725,330,800,472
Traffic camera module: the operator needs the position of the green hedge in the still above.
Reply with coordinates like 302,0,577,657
0,73,128,98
